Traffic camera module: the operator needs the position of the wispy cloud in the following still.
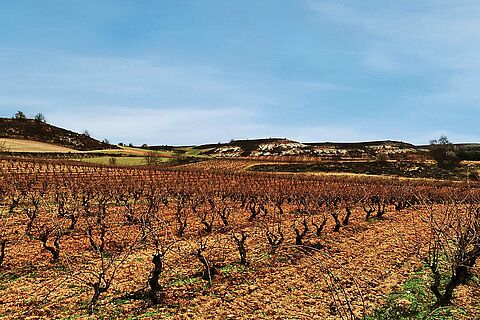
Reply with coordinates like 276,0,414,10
48,107,260,145
0,50,275,111
294,80,362,92
306,1,480,68
0,51,283,144
307,0,480,108
1,1,479,145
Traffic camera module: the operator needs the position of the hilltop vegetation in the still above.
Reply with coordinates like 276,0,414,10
0,117,118,151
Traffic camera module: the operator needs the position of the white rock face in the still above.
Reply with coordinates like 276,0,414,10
251,140,308,156
312,147,349,156
258,140,306,151
365,145,416,155
213,146,242,157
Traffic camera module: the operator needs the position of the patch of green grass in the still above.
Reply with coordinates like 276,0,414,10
115,298,130,305
0,273,20,282
219,264,248,277
180,147,213,157
77,156,167,166
101,251,113,259
106,307,123,319
57,316,81,320
130,310,166,319
0,284,8,290
168,276,202,287
366,217,383,223
256,252,272,261
470,273,480,286
366,266,472,320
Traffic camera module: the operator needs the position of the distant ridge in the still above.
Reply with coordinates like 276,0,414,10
193,138,422,159
0,118,119,151
305,140,416,148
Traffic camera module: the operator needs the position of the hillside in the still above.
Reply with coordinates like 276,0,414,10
197,138,425,159
0,138,76,153
0,118,118,151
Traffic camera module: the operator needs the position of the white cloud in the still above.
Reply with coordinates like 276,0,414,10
47,106,391,145
294,81,361,92
306,1,480,67
307,0,480,111
0,50,275,110
47,107,260,145
306,1,370,29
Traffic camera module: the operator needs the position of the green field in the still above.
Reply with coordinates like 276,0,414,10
179,146,213,157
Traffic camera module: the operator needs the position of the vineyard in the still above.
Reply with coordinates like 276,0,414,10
0,157,479,319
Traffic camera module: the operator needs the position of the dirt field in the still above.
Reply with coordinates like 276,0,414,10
1,204,478,320
0,158,479,320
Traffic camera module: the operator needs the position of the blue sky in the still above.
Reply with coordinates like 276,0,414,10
0,0,479,145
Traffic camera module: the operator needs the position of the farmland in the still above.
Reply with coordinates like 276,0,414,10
0,138,76,153
0,156,479,319
4,1,480,318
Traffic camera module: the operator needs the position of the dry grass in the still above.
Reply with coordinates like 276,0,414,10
0,138,76,153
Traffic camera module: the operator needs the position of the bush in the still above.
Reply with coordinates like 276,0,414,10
144,151,161,166
34,113,46,123
376,151,389,164
14,111,26,120
429,136,461,170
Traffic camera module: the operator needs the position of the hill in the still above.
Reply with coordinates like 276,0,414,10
0,118,118,151
0,138,76,153
197,138,424,159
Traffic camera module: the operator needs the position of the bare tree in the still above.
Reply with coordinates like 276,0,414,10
292,216,309,245
420,196,480,307
193,237,220,285
265,222,285,254
231,231,248,265
69,206,140,314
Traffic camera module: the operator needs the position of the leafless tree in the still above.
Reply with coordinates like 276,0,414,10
231,231,248,265
420,196,480,307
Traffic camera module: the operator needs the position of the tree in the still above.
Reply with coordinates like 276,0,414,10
420,198,480,307
14,111,26,120
34,113,46,123
429,135,461,169
144,151,161,166
83,130,91,137
102,138,110,144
